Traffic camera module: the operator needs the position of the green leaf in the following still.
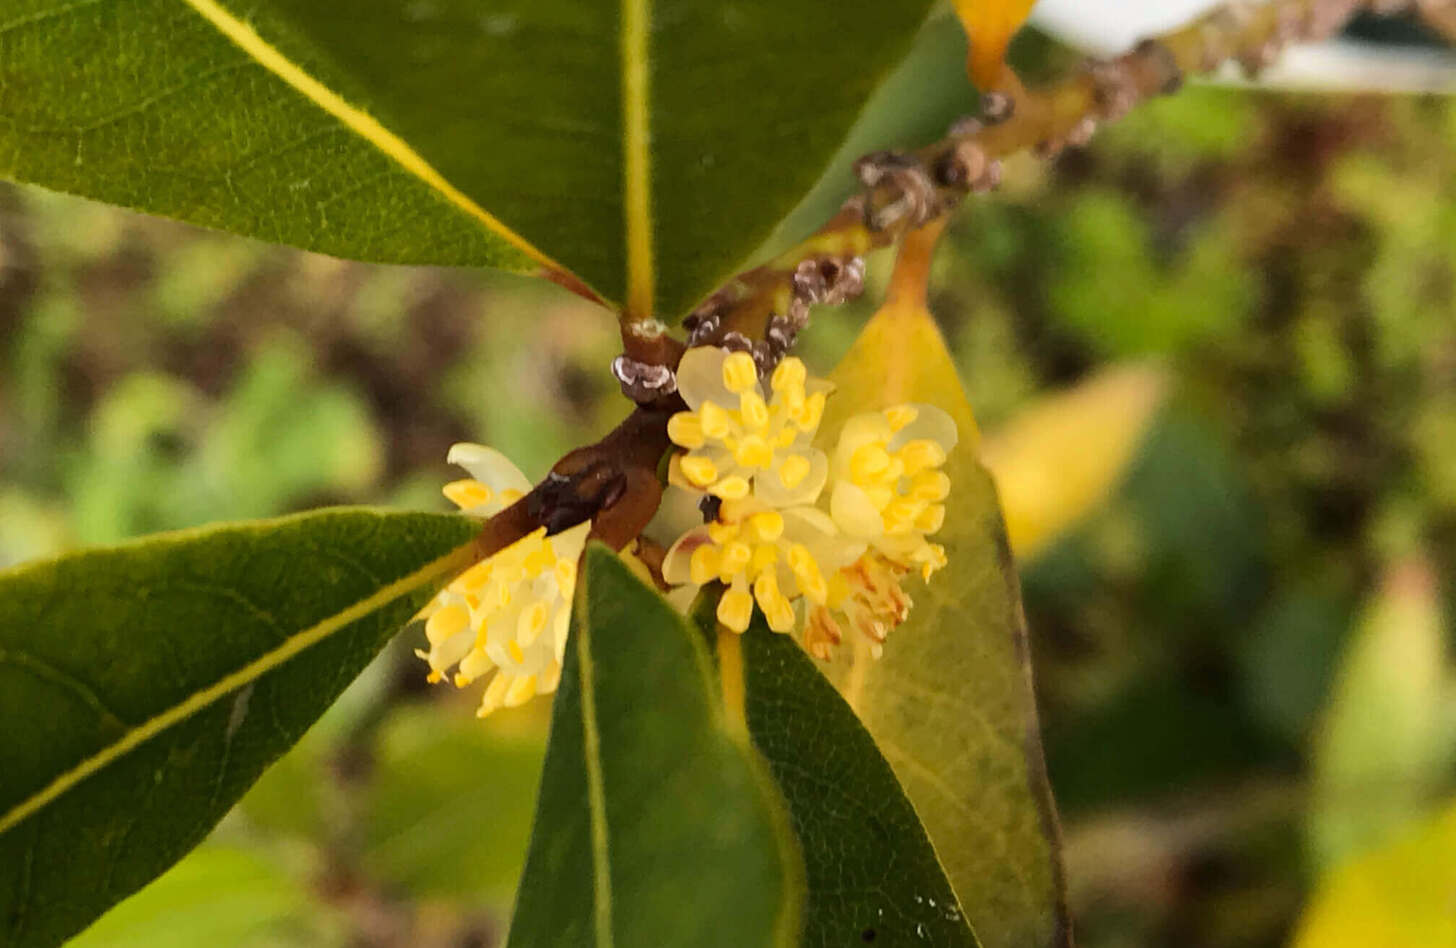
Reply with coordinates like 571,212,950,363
359,704,547,904
507,545,801,948
755,13,977,264
1,0,939,319
735,619,981,947
0,508,479,947
818,289,1071,947
65,843,345,948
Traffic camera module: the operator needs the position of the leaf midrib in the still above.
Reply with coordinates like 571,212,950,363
620,0,653,319
171,0,577,285
0,541,476,837
572,573,616,948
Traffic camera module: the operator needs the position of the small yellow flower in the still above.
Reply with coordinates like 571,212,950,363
417,443,589,717
662,398,957,659
828,403,956,578
661,498,861,634
808,403,958,659
667,346,831,506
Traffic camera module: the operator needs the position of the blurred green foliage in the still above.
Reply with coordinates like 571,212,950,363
4,76,1456,947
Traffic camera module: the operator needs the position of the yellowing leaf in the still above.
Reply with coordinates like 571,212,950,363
980,363,1168,561
1308,556,1454,872
1291,801,1456,948
953,0,1038,89
818,224,1070,948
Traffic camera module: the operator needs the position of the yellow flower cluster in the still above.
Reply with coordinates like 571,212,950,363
416,443,588,718
665,346,956,657
667,347,829,506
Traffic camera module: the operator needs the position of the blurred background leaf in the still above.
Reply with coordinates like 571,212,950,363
1291,800,1456,948
66,843,347,948
1307,555,1454,872
981,362,1168,560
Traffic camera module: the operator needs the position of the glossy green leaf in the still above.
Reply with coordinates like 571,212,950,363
508,545,801,948
817,288,1071,947
65,843,345,948
736,619,981,947
0,508,479,947
756,13,977,264
0,0,940,319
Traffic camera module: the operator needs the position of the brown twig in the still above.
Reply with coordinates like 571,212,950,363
477,0,1424,567
685,0,1430,356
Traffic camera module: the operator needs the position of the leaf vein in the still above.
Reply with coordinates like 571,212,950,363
0,541,474,838
169,0,574,281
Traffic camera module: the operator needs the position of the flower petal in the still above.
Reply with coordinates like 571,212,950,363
448,443,533,495
675,346,736,411
663,526,713,585
755,450,828,507
831,482,886,540
891,403,959,453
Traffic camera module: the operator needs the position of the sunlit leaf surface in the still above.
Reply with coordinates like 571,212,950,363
817,229,1070,948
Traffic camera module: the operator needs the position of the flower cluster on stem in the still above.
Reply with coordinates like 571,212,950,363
662,345,956,658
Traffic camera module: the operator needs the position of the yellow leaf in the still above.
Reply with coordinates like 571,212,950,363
1308,556,1452,872
953,0,1039,89
1291,801,1456,948
818,224,1070,948
980,363,1168,561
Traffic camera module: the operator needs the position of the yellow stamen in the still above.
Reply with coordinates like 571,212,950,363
748,510,785,542
425,604,468,645
911,470,951,501
779,454,811,488
699,401,732,439
899,439,947,475
851,443,893,482
915,505,946,533
720,542,752,575
442,479,492,509
667,412,706,449
739,391,769,429
796,391,826,431
709,475,751,500
689,544,721,585
504,673,538,708
718,587,754,632
734,434,774,468
884,405,918,431
478,673,511,717
771,357,806,395
722,351,759,393
680,455,719,487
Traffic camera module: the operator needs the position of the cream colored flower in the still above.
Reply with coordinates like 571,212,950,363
661,498,862,634
807,404,957,659
417,443,589,717
667,347,831,506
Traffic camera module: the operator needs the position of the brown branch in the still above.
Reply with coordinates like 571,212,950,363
1415,0,1456,41
686,0,1428,355
484,0,1433,568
